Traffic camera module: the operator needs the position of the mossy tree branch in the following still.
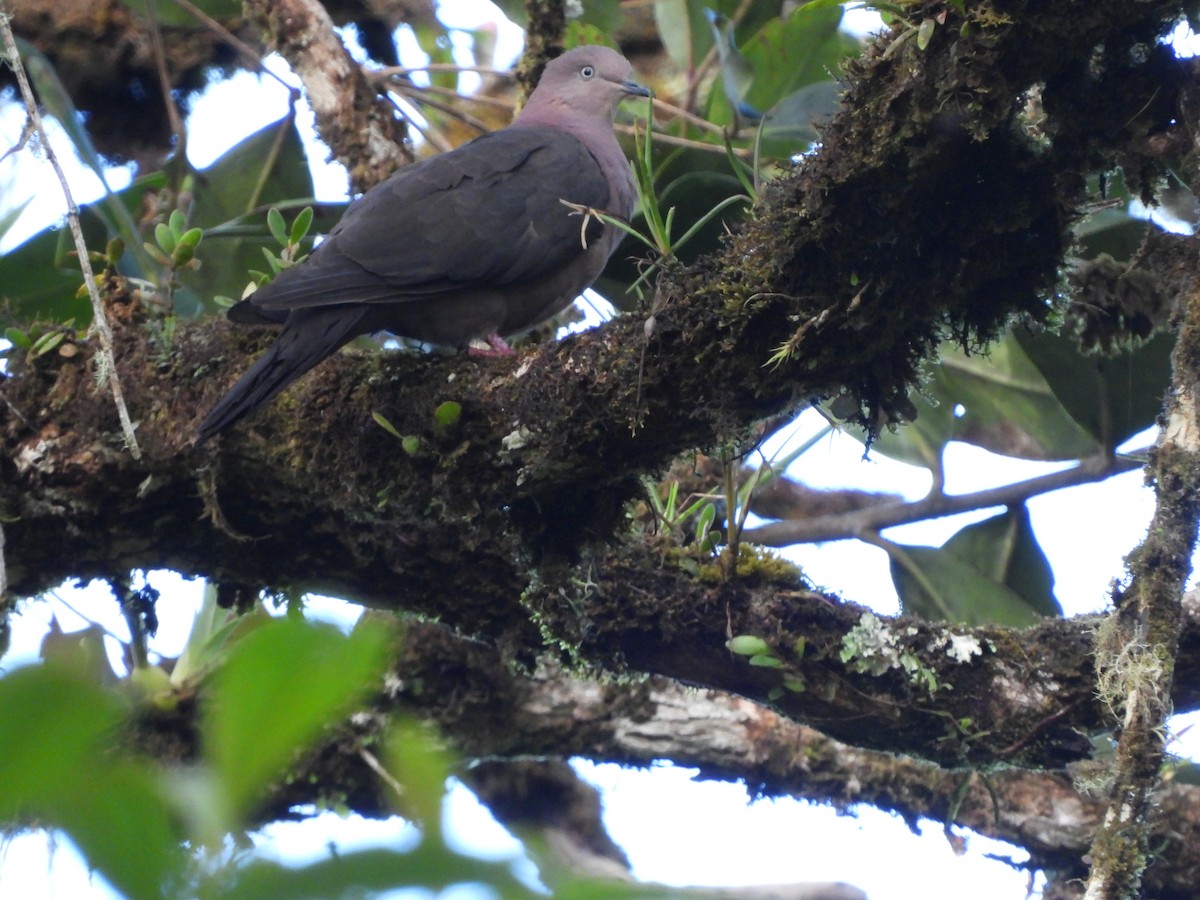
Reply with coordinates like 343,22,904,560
5,2,1200,891
1082,226,1200,897
129,617,1200,898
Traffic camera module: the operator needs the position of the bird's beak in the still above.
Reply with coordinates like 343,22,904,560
621,80,652,99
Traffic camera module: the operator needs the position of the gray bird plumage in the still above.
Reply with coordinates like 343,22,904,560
196,45,649,443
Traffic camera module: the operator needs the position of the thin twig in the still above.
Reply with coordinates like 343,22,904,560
0,7,141,458
0,110,33,165
146,0,186,149
359,748,405,800
383,92,453,154
47,588,127,644
373,63,512,79
616,121,751,157
651,96,727,136
742,452,1142,546
381,77,516,112
0,387,34,431
384,82,494,138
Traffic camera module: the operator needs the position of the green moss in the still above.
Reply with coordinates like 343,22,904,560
694,543,803,584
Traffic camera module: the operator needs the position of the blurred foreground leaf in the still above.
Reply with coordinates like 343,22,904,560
205,616,393,819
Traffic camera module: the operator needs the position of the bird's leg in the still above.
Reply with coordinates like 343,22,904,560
468,333,516,357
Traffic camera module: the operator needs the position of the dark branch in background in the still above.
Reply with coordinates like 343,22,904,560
742,452,1142,546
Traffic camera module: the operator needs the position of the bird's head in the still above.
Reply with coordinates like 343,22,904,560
521,45,651,124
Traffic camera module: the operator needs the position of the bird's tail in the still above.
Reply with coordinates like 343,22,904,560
195,307,368,444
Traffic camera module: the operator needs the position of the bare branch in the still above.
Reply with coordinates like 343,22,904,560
0,5,141,459
743,453,1142,545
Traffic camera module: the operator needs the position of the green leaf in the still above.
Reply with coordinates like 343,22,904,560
168,208,186,238
184,116,322,316
155,222,176,255
749,653,783,668
941,506,1059,618
755,80,843,157
707,3,856,132
144,242,173,268
783,675,806,693
0,170,169,326
727,634,770,655
204,616,393,819
218,845,533,900
372,410,403,439
1014,326,1172,453
261,246,283,274
267,207,288,247
0,665,123,815
0,197,32,245
892,545,1035,626
387,720,453,825
289,206,314,245
0,666,181,899
433,400,462,429
871,333,1105,470
654,0,709,72
693,501,717,544
4,327,32,350
54,761,182,900
178,226,203,251
106,237,125,266
172,227,204,265
917,18,937,50
0,112,319,324
14,38,142,246
890,508,1061,625
31,330,66,357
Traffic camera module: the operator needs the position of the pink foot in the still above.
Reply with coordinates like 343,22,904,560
468,334,516,357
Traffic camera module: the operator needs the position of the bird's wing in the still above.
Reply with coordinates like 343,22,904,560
250,129,614,313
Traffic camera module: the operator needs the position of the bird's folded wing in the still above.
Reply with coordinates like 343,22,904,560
250,128,614,312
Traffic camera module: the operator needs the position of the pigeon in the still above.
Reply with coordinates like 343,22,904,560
196,45,650,443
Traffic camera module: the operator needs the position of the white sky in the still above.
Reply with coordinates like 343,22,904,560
1,4,1198,899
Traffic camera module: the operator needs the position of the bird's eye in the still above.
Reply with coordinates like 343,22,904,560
580,65,595,79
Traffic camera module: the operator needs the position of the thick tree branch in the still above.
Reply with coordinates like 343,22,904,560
242,0,412,192
3,0,1200,762
129,618,1200,899
1082,222,1200,897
